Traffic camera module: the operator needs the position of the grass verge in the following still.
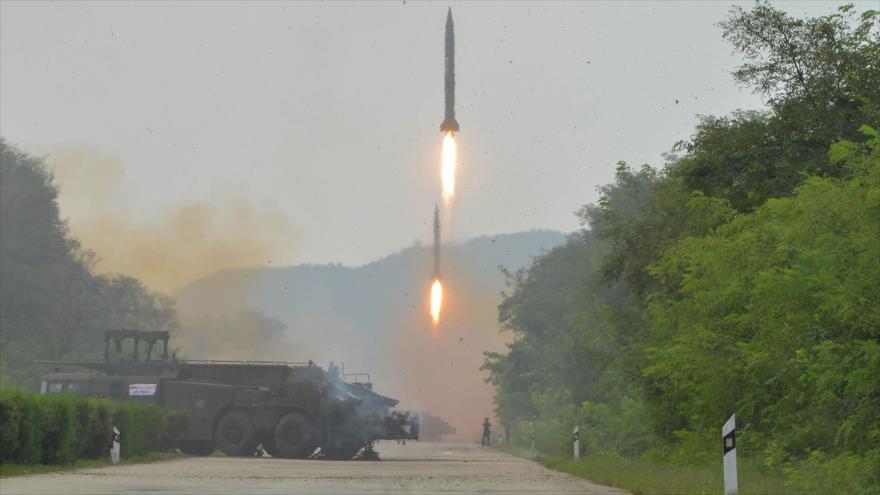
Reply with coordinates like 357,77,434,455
0,452,182,478
497,446,801,495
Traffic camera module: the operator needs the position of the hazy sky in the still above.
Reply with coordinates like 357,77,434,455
0,1,858,266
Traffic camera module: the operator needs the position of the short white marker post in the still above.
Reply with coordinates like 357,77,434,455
110,426,121,465
572,426,580,459
722,414,737,495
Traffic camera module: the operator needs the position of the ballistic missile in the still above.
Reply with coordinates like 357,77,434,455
433,205,441,278
440,7,460,132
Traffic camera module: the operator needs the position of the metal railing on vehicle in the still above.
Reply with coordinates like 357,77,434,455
181,359,313,367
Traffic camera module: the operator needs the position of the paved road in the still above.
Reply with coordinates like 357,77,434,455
1,442,629,494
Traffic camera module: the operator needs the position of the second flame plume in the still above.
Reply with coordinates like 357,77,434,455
430,278,443,327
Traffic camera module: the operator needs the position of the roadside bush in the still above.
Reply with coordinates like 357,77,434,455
112,402,168,457
0,389,22,461
0,389,174,465
784,450,880,495
39,395,77,464
4,391,43,464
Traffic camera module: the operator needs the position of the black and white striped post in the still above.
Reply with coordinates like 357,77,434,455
722,414,737,495
110,426,121,465
572,426,580,459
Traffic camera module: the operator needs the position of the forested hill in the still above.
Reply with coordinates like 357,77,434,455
174,230,565,439
482,4,879,494
174,230,566,369
0,141,178,388
175,229,565,334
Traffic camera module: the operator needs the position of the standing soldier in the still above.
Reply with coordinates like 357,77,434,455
481,417,492,446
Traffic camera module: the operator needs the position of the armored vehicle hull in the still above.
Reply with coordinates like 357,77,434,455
39,330,418,459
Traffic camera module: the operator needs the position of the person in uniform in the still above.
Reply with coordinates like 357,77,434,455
481,417,492,446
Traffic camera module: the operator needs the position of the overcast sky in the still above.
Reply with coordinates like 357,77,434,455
0,1,859,266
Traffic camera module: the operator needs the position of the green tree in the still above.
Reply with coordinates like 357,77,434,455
676,4,879,212
484,6,879,490
1,139,84,384
0,141,179,388
644,127,879,471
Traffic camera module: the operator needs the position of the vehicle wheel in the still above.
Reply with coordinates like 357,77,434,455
178,440,215,456
274,411,315,459
215,410,258,456
260,432,281,458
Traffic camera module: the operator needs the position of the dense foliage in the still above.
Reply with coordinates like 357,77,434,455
0,389,177,464
0,140,179,388
484,4,879,493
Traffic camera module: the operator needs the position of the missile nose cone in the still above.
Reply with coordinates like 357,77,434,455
442,6,458,132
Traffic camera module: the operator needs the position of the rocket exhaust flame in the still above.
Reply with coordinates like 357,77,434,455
430,205,444,327
430,278,443,327
441,132,457,203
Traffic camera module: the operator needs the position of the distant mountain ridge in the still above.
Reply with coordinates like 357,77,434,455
174,229,566,439
176,229,566,333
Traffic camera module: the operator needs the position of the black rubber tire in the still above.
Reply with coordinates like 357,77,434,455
260,432,281,458
215,410,258,456
178,441,215,456
274,411,315,459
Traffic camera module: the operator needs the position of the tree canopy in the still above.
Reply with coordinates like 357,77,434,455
0,140,179,388
484,4,879,492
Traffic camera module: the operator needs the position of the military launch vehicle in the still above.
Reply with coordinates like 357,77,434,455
39,330,418,459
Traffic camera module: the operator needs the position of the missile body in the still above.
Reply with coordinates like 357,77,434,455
440,8,459,132
433,205,441,278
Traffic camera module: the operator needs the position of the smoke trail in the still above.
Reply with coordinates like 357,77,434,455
47,146,299,294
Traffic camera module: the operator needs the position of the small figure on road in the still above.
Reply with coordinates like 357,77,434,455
481,417,492,446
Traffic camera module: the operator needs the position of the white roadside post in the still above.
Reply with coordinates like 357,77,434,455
722,414,737,495
572,426,580,459
110,426,121,465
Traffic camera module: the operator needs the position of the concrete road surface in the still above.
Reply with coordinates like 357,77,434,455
0,442,630,495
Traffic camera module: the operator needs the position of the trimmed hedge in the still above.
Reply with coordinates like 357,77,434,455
0,389,176,465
